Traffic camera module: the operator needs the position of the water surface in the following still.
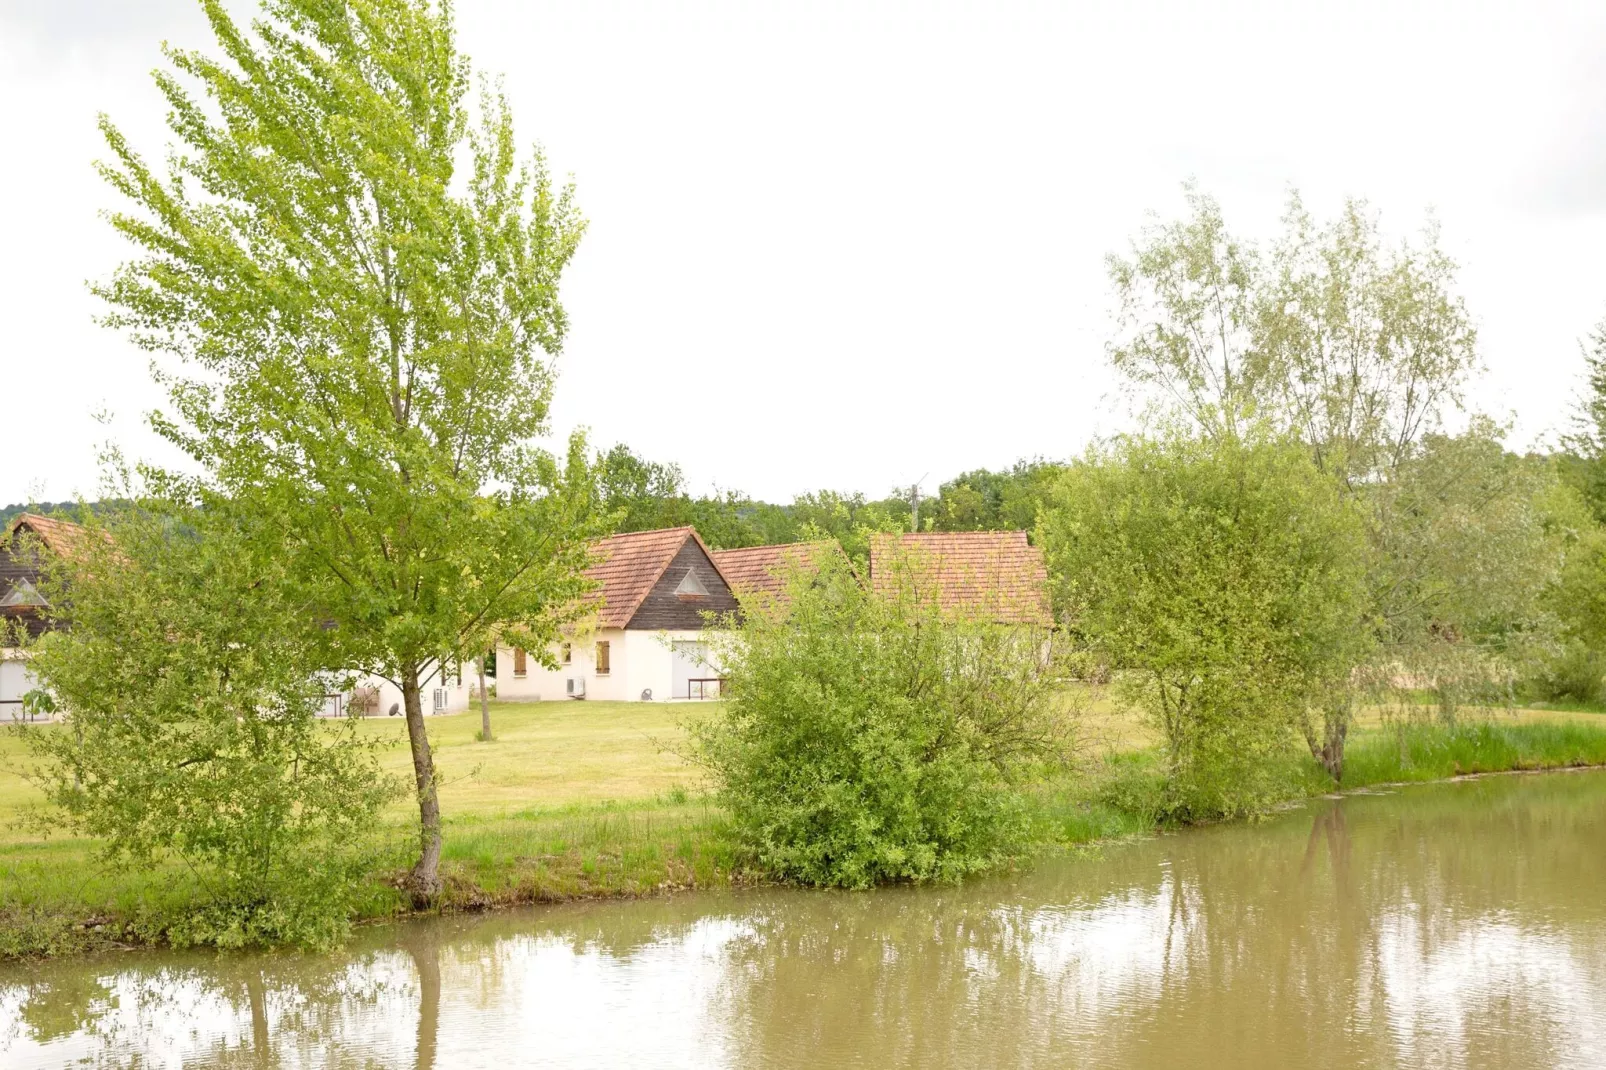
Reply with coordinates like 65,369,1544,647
4,770,1605,1068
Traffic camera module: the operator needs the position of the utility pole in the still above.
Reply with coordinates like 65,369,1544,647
904,474,928,533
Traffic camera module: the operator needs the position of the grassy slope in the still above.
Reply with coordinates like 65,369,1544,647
5,698,1606,957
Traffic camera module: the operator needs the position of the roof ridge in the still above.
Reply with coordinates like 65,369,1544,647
586,526,703,629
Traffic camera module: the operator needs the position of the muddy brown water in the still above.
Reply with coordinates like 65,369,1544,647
4,770,1606,1069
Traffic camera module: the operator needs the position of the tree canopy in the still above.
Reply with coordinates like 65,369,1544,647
94,0,598,900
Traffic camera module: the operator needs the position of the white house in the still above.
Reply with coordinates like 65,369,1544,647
497,526,738,702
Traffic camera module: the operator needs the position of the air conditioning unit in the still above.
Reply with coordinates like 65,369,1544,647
432,688,449,712
566,677,586,699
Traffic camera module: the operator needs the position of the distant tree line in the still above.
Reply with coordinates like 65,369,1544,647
594,444,1066,556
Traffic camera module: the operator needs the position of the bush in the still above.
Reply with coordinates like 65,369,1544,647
1530,641,1606,706
21,503,398,949
1041,428,1371,813
694,552,1067,888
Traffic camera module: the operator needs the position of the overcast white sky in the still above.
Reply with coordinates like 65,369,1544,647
3,0,1604,506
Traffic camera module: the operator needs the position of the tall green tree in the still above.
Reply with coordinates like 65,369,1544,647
1372,422,1568,715
1105,183,1262,439
1102,186,1484,776
1256,194,1479,486
1559,316,1606,521
1041,428,1371,802
95,0,596,900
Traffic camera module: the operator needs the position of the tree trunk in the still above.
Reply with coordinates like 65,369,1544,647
477,656,492,742
402,669,443,904
1304,695,1350,783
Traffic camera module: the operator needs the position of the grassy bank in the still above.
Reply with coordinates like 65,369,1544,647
5,700,1606,958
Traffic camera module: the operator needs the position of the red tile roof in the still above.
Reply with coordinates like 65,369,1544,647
710,540,841,600
585,527,714,629
869,531,1052,626
7,514,104,562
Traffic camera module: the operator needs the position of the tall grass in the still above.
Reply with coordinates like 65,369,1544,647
1342,719,1606,786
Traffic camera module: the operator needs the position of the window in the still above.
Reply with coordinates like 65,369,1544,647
561,642,572,665
674,568,710,599
513,647,528,678
595,640,611,676
0,579,46,608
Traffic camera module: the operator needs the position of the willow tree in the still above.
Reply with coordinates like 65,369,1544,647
96,0,597,900
1103,187,1480,781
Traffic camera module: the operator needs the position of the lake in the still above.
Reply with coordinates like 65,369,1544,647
4,770,1605,1068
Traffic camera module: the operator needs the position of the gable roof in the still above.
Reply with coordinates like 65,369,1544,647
585,526,723,629
710,540,841,600
7,514,101,561
869,531,1052,626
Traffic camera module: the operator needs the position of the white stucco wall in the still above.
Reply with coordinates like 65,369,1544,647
495,629,719,702
342,665,472,718
0,651,39,712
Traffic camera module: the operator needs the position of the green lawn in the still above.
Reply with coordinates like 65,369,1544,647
0,700,708,841
4,697,1606,958
359,699,707,812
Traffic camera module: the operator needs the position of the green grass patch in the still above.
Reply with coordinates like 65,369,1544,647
6,703,1606,959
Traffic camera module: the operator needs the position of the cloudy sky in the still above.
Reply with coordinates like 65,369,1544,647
2,0,1604,507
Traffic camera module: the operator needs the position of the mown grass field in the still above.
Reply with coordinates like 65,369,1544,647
4,696,1606,958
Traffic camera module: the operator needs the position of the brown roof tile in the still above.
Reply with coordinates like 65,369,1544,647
8,514,103,561
584,527,714,629
710,540,841,600
869,531,1052,626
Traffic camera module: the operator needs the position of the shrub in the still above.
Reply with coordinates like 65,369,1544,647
1041,427,1371,815
694,552,1067,888
21,503,398,949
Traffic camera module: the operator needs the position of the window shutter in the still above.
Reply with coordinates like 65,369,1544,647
595,641,611,675
514,648,528,677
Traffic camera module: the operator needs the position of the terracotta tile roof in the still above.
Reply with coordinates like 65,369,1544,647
8,514,103,561
869,531,1052,626
711,540,840,600
585,527,711,629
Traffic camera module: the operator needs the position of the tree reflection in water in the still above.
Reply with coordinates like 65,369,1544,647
400,928,441,1070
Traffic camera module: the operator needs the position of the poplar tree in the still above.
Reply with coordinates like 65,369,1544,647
95,0,596,900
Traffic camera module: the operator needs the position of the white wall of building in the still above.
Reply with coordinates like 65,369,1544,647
0,651,39,713
496,629,720,702
342,664,473,719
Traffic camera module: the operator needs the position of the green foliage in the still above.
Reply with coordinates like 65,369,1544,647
693,552,1067,888
927,459,1065,534
93,0,600,899
1559,316,1606,518
20,504,398,949
0,501,128,530
1372,422,1568,706
1041,428,1371,815
593,443,918,555
1105,183,1262,438
594,444,771,550
1256,193,1479,484
1100,184,1530,776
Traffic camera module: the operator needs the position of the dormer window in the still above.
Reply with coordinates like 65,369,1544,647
0,579,47,608
674,568,709,600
